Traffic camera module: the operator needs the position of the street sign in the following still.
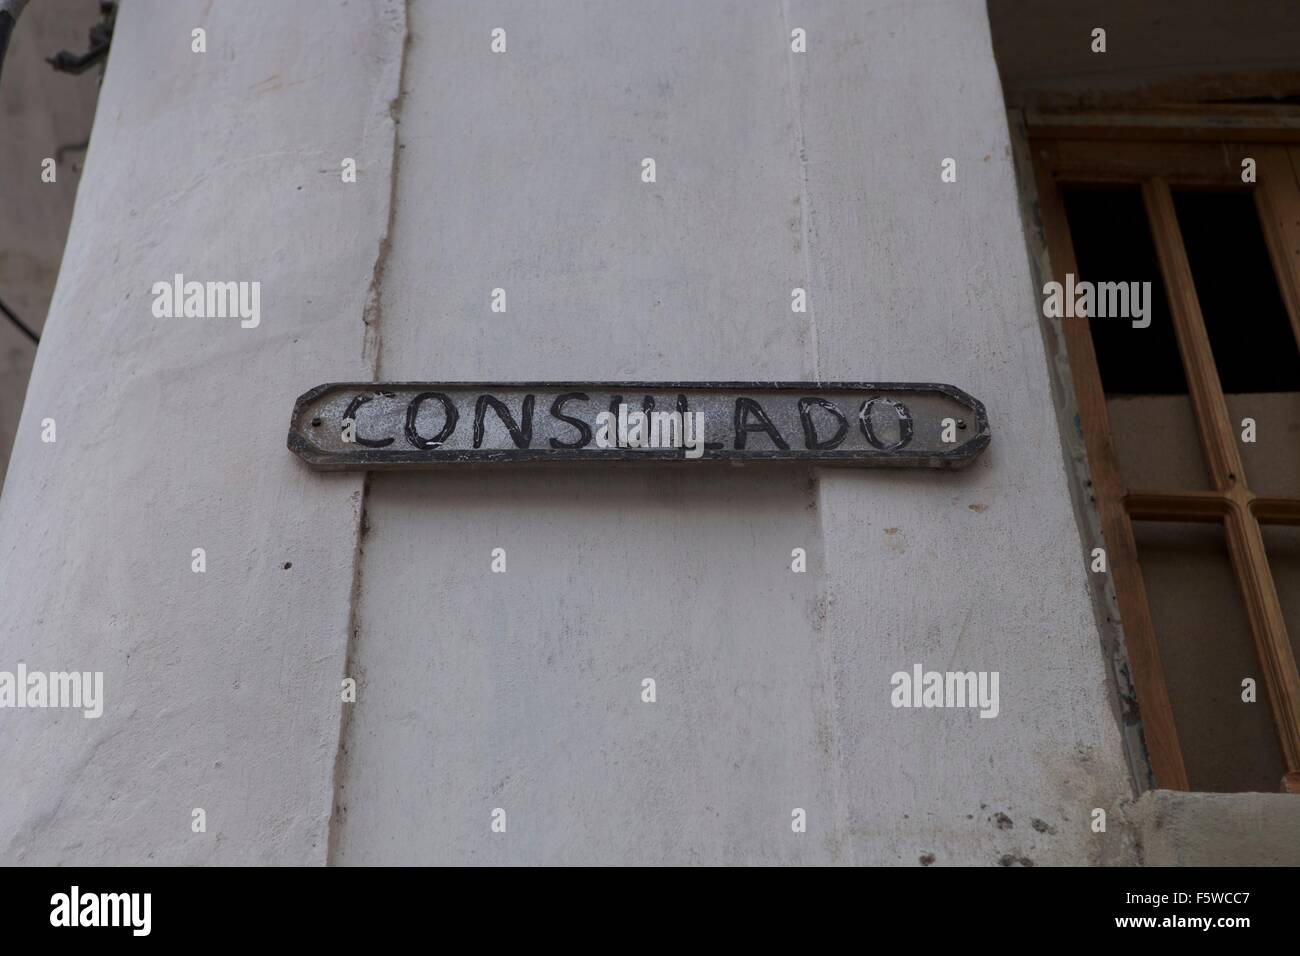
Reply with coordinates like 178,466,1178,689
287,382,990,470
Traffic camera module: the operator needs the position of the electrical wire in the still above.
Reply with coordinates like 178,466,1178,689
0,294,39,345
0,1,29,85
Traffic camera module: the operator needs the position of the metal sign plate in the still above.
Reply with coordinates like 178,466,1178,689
287,382,990,470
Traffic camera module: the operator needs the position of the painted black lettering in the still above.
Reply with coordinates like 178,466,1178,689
733,397,789,450
404,392,459,449
474,394,535,449
859,397,914,450
343,393,395,448
677,394,723,449
549,392,592,449
797,397,848,449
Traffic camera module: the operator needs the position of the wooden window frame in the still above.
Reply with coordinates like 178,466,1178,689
1030,119,1300,793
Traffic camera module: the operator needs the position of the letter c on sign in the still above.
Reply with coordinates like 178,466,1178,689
858,397,914,451
343,393,396,448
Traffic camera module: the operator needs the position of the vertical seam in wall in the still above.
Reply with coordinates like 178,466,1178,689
326,0,411,865
782,0,853,864
782,0,821,385
326,472,371,865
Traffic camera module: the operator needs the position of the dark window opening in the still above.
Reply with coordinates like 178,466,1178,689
1173,189,1300,393
1061,184,1300,397
1060,185,1186,395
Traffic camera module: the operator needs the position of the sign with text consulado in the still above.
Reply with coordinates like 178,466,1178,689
287,382,990,471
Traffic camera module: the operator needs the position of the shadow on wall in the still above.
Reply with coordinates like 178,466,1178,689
0,0,105,489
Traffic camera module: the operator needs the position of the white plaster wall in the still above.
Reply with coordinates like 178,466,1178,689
332,0,1135,865
0,0,403,863
793,0,1133,865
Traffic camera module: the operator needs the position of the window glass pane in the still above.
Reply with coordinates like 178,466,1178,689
1134,520,1286,792
1105,394,1209,489
1261,523,1300,675
1061,185,1211,489
1173,190,1300,393
1228,394,1300,497
1174,190,1300,497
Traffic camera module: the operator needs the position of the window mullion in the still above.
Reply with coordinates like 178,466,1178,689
1253,146,1300,357
1124,490,1230,522
1141,178,1244,490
